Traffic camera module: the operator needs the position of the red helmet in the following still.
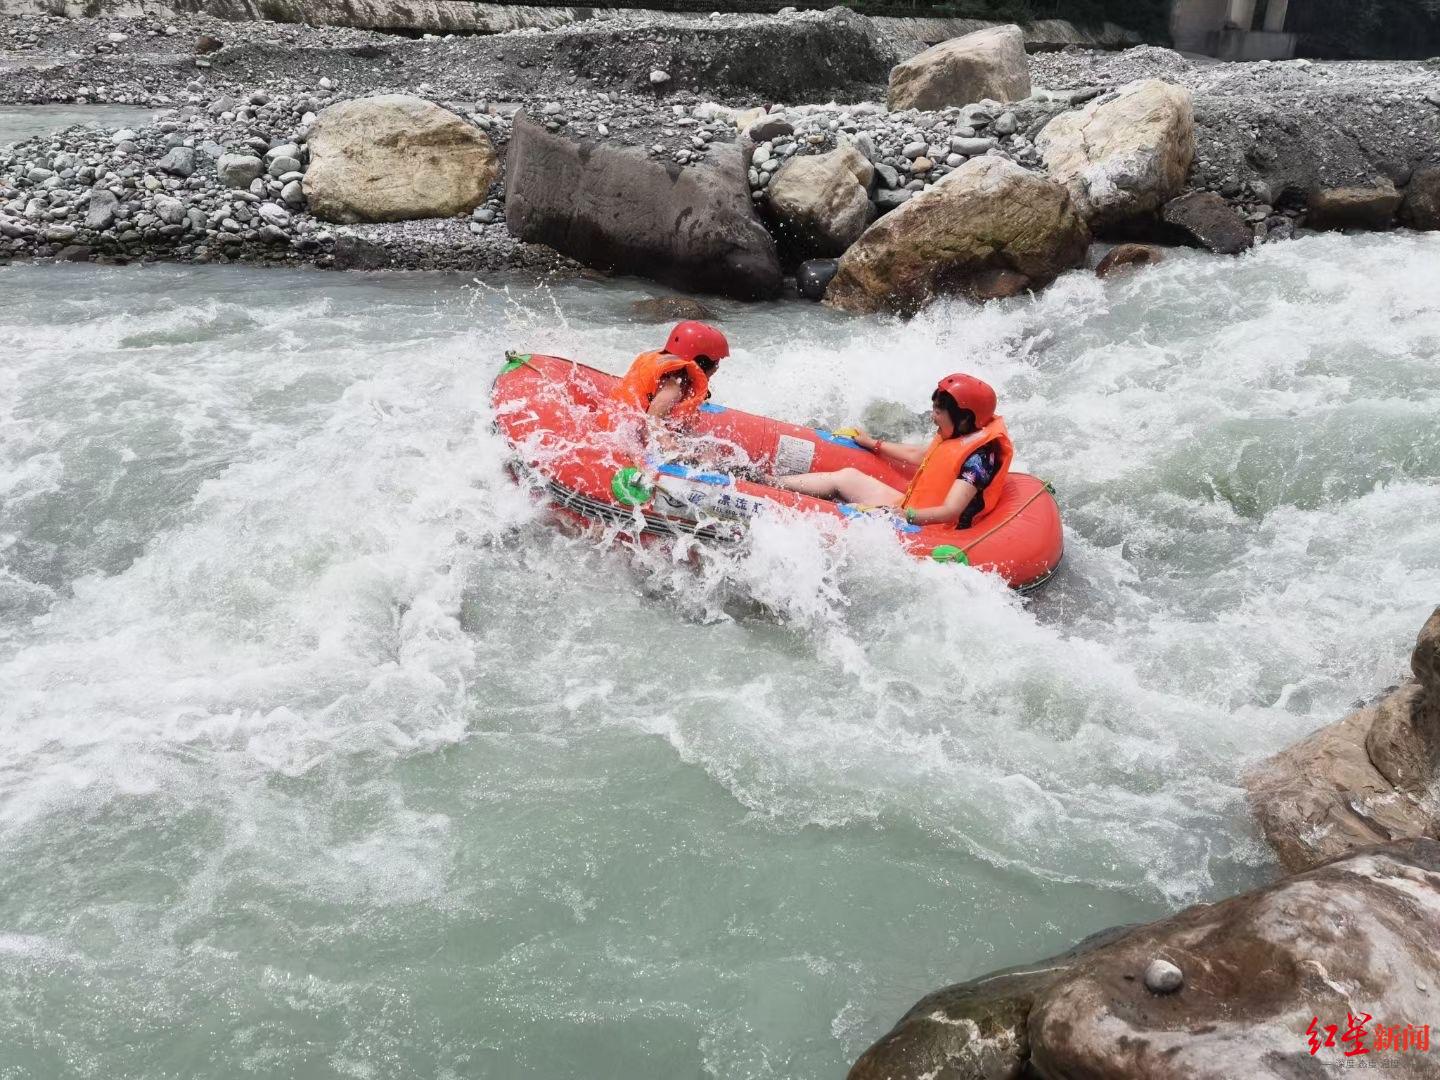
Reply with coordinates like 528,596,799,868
936,373,997,427
665,321,729,365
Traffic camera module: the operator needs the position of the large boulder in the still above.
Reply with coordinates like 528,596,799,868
505,114,781,301
764,143,874,261
824,156,1088,316
1400,166,1440,230
1037,79,1195,231
303,94,499,224
1245,606,1440,873
1306,181,1403,230
850,839,1440,1080
887,25,1031,113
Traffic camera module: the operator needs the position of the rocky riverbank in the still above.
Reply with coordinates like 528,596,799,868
2,7,1439,297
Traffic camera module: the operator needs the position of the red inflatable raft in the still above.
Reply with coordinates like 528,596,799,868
492,352,1064,591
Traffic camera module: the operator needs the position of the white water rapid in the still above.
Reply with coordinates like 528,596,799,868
2,234,1438,1077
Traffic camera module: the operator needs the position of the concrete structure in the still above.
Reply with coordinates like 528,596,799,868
1171,0,1298,60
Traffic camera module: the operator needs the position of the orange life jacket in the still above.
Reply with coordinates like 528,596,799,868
900,417,1013,526
612,351,710,419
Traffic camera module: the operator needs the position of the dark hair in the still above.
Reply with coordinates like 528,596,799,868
695,356,718,376
932,390,976,437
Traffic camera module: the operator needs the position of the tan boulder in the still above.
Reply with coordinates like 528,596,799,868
887,25,1031,113
1096,243,1164,278
1244,606,1440,873
1307,181,1403,230
765,143,874,260
1037,79,1194,230
851,839,1440,1080
303,94,498,224
824,155,1089,317
1400,166,1440,231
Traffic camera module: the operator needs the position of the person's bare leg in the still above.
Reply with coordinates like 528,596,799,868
774,467,902,505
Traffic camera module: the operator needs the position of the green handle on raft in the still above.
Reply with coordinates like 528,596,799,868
611,466,653,507
931,545,969,565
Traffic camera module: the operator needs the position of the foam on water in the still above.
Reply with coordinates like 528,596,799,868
1,237,1437,1077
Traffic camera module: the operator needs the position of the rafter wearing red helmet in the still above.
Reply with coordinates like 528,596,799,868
612,321,731,422
774,374,1013,529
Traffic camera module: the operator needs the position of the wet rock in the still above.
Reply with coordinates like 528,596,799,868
332,232,392,270
825,156,1088,316
629,296,715,322
1400,166,1440,230
969,267,1031,300
796,257,839,300
194,33,223,54
1306,181,1402,230
505,113,780,301
765,144,874,261
850,839,1440,1080
217,154,264,189
888,25,1031,113
1096,242,1164,277
1038,79,1195,231
746,118,794,144
55,244,92,262
1245,607,1440,873
1161,191,1253,254
304,95,499,223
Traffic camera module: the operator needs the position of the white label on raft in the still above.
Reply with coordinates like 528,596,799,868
774,435,814,476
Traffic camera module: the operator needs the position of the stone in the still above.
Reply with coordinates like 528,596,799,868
874,188,913,213
1143,958,1183,994
257,224,290,245
747,118,794,143
152,195,185,225
258,203,290,227
901,142,926,160
1096,243,1164,277
849,839,1440,1080
825,156,1089,316
304,95,499,224
1401,167,1440,230
84,189,119,230
505,113,781,301
44,225,77,242
969,267,1031,300
874,163,900,189
264,142,302,164
1245,607,1440,873
55,244,92,261
993,111,1018,136
649,69,671,85
1037,79,1195,231
267,156,302,179
280,180,305,208
887,25,1031,113
949,136,996,157
1161,192,1253,255
629,296,716,322
156,146,196,178
796,257,839,300
765,144,875,261
194,34,223,54
332,233,391,270
217,154,264,189
1306,182,1403,230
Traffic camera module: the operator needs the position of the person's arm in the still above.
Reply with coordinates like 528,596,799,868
851,429,927,467
648,377,686,419
903,477,977,526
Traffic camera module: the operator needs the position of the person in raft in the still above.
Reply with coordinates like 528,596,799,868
775,373,1012,529
612,320,730,423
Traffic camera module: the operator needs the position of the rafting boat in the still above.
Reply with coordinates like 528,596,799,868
492,352,1064,592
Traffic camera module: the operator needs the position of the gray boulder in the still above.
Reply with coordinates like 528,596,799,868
850,839,1440,1080
217,154,264,189
1161,192,1253,254
84,190,118,230
888,25,1031,112
796,257,839,301
156,146,196,178
152,195,186,226
505,113,781,301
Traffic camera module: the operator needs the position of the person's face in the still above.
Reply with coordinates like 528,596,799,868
931,402,955,439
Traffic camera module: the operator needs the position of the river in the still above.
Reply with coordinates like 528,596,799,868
2,234,1438,1077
